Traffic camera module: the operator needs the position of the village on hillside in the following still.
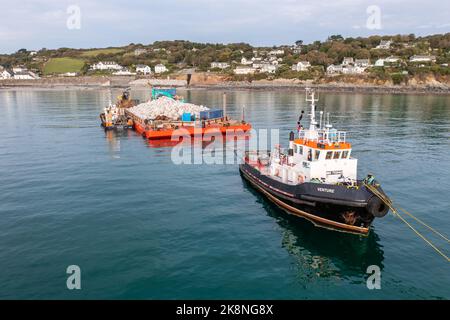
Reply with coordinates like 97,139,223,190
1,34,449,85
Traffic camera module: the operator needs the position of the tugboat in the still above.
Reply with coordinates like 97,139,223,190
239,88,389,235
100,90,137,130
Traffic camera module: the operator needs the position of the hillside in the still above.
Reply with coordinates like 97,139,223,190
1,33,450,87
43,58,85,75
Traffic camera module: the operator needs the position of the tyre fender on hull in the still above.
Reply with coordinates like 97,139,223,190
367,195,389,218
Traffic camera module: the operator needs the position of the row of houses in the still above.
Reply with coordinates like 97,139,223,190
242,56,282,66
210,55,283,75
234,61,279,75
327,57,371,75
327,54,438,75
89,62,168,74
0,66,40,80
233,63,279,75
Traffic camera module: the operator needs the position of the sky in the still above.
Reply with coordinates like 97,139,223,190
1,0,449,53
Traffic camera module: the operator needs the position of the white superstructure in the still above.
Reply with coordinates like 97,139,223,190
259,88,358,185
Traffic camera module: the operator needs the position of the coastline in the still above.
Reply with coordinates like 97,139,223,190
192,82,450,95
2,76,450,95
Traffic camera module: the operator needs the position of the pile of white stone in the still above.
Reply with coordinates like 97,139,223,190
128,96,209,120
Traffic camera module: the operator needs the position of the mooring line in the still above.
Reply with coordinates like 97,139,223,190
392,210,449,262
398,206,450,243
364,183,449,262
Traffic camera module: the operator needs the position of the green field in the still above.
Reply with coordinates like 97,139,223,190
80,48,124,57
43,58,85,75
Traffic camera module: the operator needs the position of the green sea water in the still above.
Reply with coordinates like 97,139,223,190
0,88,449,299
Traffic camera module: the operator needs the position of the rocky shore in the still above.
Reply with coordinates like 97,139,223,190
2,76,450,95
195,81,450,95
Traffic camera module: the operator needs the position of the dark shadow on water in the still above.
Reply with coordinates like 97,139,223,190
241,178,385,278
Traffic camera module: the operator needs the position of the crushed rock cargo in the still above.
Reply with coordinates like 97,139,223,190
126,96,209,121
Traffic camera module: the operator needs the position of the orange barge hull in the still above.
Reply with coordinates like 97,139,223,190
135,122,251,140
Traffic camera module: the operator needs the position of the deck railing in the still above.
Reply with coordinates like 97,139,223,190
298,128,347,145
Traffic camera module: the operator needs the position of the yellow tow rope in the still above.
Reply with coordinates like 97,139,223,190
364,183,450,262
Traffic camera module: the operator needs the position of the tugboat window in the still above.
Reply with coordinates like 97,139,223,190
315,150,320,160
333,151,341,159
326,151,332,159
342,151,349,159
299,146,303,155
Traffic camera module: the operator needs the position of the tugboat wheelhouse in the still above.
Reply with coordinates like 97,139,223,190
239,88,390,235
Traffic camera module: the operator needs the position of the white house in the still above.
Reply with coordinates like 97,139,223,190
327,64,342,74
292,61,311,72
62,72,77,77
261,63,277,73
376,56,400,67
91,61,123,71
376,40,392,49
29,71,40,79
354,59,370,67
252,61,264,69
234,66,256,75
241,57,253,65
0,69,11,79
13,71,36,79
210,62,230,69
154,64,168,74
409,55,436,63
29,51,37,56
385,56,400,63
375,59,385,67
136,64,152,74
342,66,366,74
269,49,284,56
342,57,354,66
12,66,27,73
292,45,302,54
327,65,343,74
112,68,136,76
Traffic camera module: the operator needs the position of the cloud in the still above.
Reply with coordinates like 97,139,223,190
0,0,449,53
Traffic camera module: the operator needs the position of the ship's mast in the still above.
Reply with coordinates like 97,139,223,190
305,88,318,131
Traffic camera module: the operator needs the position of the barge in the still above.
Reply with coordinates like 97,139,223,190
132,117,252,140
126,90,251,140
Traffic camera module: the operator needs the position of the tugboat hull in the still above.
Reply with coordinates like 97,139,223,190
239,162,387,235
